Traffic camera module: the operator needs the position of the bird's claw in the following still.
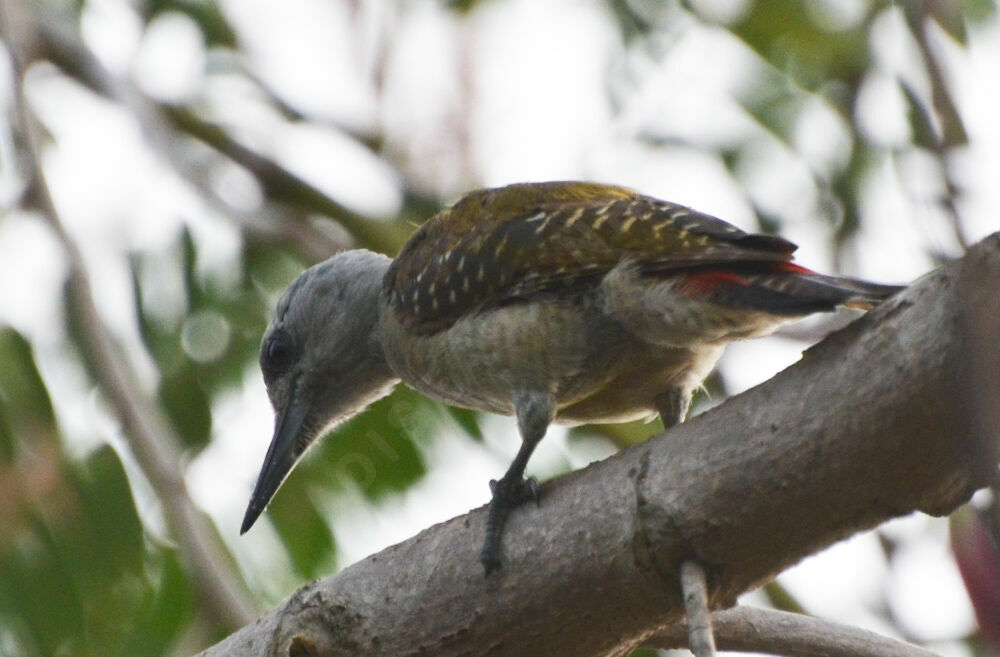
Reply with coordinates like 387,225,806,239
488,476,539,505
481,475,542,575
524,478,541,506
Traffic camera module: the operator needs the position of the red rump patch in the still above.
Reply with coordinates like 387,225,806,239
677,271,750,295
676,262,816,296
774,262,814,275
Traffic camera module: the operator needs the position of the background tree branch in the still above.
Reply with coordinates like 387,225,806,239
653,606,943,657
194,235,999,656
0,0,258,631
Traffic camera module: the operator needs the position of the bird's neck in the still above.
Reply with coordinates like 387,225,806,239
319,252,401,422
356,253,395,384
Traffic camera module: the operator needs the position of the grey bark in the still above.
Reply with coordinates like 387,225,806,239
196,234,1000,657
652,606,944,657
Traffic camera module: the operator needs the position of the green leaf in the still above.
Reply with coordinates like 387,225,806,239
119,551,195,656
730,0,872,90
145,1,238,48
0,444,171,657
267,476,337,580
828,140,873,244
71,446,146,581
0,403,13,465
445,0,486,14
298,387,430,500
0,327,58,458
898,79,937,150
181,226,204,312
159,366,213,450
446,406,484,442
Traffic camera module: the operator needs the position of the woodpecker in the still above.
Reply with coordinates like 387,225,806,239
241,181,902,574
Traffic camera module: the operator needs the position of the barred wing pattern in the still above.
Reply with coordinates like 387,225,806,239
383,182,801,335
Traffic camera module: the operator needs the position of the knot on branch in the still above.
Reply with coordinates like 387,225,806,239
275,583,365,657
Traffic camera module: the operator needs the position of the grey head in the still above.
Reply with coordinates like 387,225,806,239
241,249,398,534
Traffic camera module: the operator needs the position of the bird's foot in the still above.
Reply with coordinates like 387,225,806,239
480,475,540,575
488,475,540,505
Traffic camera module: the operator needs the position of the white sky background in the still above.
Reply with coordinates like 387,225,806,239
2,0,998,651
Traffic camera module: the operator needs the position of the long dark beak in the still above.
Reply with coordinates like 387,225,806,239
241,391,311,534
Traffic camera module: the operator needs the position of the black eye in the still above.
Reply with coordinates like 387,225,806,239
261,330,294,373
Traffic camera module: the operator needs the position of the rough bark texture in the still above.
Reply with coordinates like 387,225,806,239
197,234,1000,657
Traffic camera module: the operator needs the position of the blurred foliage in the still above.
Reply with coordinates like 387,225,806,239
0,329,194,656
130,227,273,450
0,0,994,655
144,0,237,48
265,386,440,579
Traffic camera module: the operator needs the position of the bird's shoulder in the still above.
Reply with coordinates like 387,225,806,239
383,182,797,334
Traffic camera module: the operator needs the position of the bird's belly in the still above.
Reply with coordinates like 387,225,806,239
554,342,723,424
380,300,604,415
379,300,722,423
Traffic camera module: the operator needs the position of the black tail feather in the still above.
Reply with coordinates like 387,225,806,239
710,273,904,316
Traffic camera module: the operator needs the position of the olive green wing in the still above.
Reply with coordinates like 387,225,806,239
383,182,797,334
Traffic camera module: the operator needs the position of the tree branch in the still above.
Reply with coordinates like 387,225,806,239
681,561,717,657
16,5,372,259
651,606,943,657
194,232,999,655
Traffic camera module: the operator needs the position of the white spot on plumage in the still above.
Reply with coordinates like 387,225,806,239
565,208,584,228
535,214,553,235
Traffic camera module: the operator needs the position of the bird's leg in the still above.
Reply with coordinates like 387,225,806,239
655,390,717,656
655,387,692,429
481,440,540,574
481,390,555,575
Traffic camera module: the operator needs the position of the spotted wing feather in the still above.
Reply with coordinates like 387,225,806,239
383,182,800,335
